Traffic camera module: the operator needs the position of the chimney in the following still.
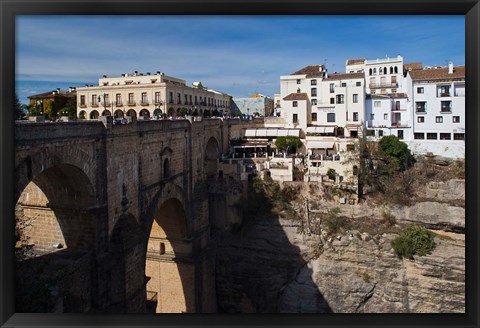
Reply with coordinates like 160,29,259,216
103,75,107,78
448,61,453,74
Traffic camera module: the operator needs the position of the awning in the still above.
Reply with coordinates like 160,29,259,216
306,141,335,149
306,126,335,134
244,129,256,137
243,128,299,138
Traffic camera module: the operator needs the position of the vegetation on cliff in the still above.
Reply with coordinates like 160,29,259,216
391,224,436,259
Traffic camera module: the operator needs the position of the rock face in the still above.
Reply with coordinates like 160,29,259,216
215,179,465,313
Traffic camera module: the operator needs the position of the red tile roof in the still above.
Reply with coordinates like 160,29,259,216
291,65,325,78
410,65,465,81
404,62,423,71
346,59,365,65
324,72,364,81
283,93,309,101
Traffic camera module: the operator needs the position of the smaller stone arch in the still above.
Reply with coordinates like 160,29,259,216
140,109,150,119
102,109,112,116
90,110,99,119
153,108,162,117
79,110,86,119
114,110,124,118
167,108,174,116
127,109,137,117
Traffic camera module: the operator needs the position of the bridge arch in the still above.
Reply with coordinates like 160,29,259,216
15,162,98,312
143,184,195,313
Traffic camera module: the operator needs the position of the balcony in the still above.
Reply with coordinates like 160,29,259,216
102,102,110,107
369,82,399,89
127,101,136,106
391,121,409,127
141,101,149,106
91,103,99,108
391,107,406,111
115,101,123,107
439,92,451,97
79,104,87,108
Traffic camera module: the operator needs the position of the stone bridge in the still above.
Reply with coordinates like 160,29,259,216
14,116,243,313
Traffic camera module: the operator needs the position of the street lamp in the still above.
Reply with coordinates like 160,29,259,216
97,93,108,116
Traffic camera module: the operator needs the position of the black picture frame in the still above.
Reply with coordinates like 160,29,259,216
1,1,479,327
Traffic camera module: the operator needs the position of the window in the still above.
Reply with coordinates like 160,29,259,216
374,101,381,107
356,81,361,86
369,68,372,75
379,67,383,74
177,93,181,104
312,113,317,121
417,116,425,123
311,79,317,85
427,133,437,140
414,133,425,139
416,102,426,113
347,144,355,151
189,95,193,105
440,133,451,140
330,98,335,104
116,93,122,106
163,158,170,179
353,94,358,103
453,116,460,123
373,68,377,75
341,82,347,87
80,95,86,106
311,88,317,97
141,92,148,104
184,94,188,104
454,133,465,140
327,113,335,122
155,92,161,104
103,94,109,106
128,93,134,105
195,95,198,105
336,94,344,104
397,130,404,140
394,66,398,74
293,101,298,107
169,92,174,104
311,99,317,105
366,130,375,136
353,112,359,122
384,113,388,120
293,114,298,123
370,113,374,120
436,116,443,123
378,130,384,137
92,94,97,105
297,79,301,84
390,67,394,74
439,85,451,97
417,87,424,94
441,101,452,112
330,83,335,93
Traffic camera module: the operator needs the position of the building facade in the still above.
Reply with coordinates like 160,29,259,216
76,71,232,120
231,94,274,117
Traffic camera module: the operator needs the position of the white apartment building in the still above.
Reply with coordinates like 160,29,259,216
76,71,232,120
408,62,465,157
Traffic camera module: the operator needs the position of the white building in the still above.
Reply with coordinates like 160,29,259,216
76,71,232,120
408,62,465,157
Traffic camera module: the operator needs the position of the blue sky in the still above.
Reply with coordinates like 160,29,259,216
16,15,465,103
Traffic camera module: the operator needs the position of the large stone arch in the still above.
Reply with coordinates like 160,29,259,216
142,183,195,313
15,162,98,312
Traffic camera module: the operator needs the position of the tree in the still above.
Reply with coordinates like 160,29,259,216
15,93,24,119
275,136,303,154
391,224,436,259
178,107,188,117
327,168,336,181
378,135,414,171
58,97,77,117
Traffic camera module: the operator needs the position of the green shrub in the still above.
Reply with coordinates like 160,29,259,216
391,224,436,259
327,168,336,181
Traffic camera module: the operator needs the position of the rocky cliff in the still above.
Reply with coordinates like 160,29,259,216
214,178,465,313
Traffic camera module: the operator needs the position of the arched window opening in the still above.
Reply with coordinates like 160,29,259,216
164,158,170,179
